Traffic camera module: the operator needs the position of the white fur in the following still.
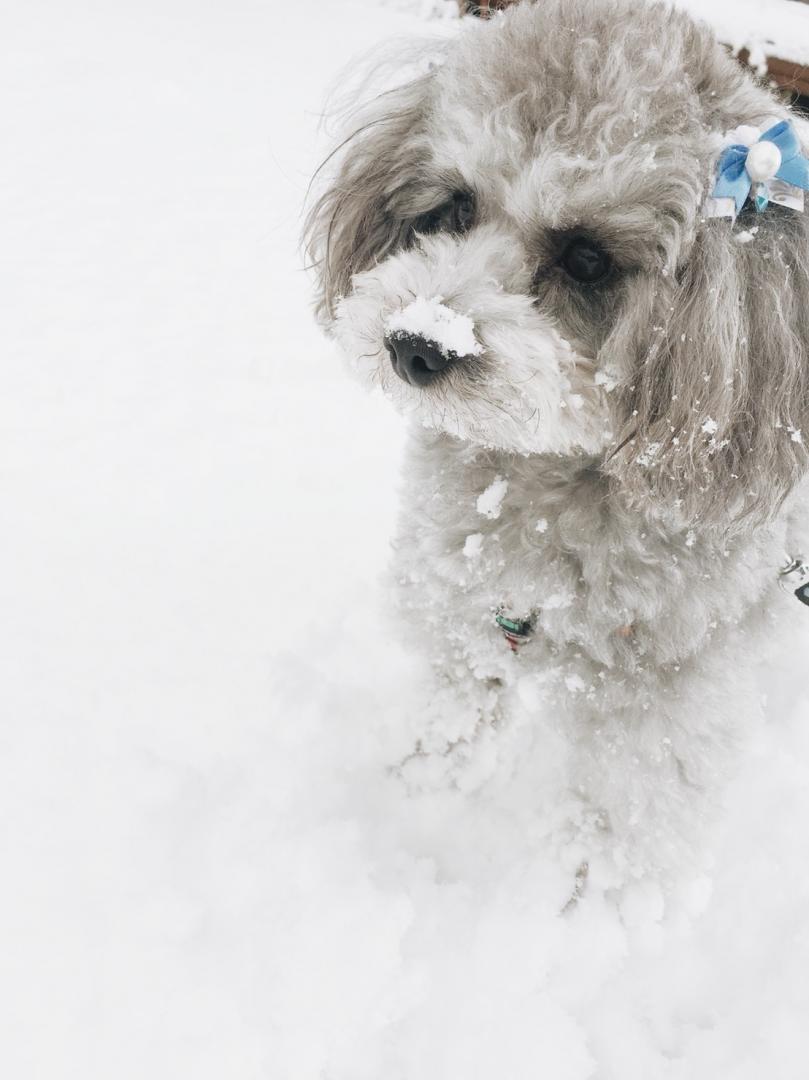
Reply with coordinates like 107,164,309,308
307,0,809,890
336,226,613,454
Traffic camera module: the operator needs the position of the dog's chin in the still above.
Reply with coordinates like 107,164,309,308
378,355,610,456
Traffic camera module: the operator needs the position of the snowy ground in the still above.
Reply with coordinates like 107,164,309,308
3,1,809,1077
674,0,809,71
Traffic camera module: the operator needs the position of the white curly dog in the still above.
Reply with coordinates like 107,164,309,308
306,0,809,887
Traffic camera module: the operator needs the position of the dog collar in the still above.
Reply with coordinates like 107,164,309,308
495,608,634,653
496,556,809,654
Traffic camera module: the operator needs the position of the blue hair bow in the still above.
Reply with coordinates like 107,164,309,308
712,120,809,214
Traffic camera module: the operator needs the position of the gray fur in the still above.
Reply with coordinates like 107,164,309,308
305,0,809,882
305,72,438,324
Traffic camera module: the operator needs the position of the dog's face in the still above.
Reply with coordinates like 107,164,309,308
308,0,809,522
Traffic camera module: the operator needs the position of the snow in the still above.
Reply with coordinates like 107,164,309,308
463,532,484,558
735,227,759,244
672,0,809,71
3,2,809,1079
476,475,509,519
386,295,483,358
382,0,459,18
594,369,619,391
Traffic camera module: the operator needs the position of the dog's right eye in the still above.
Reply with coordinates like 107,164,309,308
558,236,612,284
412,192,476,237
453,193,475,231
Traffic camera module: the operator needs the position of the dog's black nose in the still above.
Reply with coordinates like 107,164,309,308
384,333,454,387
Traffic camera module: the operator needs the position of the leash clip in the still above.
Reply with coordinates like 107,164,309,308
779,554,809,606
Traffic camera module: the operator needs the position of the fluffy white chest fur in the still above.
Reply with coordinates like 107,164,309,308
391,429,806,880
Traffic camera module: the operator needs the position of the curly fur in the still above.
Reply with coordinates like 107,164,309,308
305,0,809,882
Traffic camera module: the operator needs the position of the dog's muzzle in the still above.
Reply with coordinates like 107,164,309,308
384,333,458,387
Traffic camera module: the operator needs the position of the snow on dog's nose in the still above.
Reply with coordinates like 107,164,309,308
384,296,482,386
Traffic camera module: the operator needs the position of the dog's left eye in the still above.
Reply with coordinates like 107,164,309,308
452,193,475,231
559,237,612,284
412,192,476,237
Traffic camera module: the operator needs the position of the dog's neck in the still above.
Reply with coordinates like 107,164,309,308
403,426,678,541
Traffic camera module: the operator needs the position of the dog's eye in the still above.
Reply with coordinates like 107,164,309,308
559,237,612,284
412,192,476,237
452,193,475,232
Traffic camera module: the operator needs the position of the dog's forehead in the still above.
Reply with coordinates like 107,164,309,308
433,0,707,137
426,3,719,253
429,99,707,251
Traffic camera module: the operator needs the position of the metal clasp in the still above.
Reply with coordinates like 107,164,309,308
495,609,535,651
779,555,809,606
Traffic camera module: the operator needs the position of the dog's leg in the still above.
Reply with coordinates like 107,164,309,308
561,861,589,915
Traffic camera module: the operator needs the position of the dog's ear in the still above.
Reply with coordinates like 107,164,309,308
606,199,809,526
304,73,435,325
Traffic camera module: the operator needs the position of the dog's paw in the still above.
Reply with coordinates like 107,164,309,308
394,677,503,791
560,861,590,915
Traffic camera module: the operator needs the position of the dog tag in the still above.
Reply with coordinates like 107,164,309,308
495,610,535,651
